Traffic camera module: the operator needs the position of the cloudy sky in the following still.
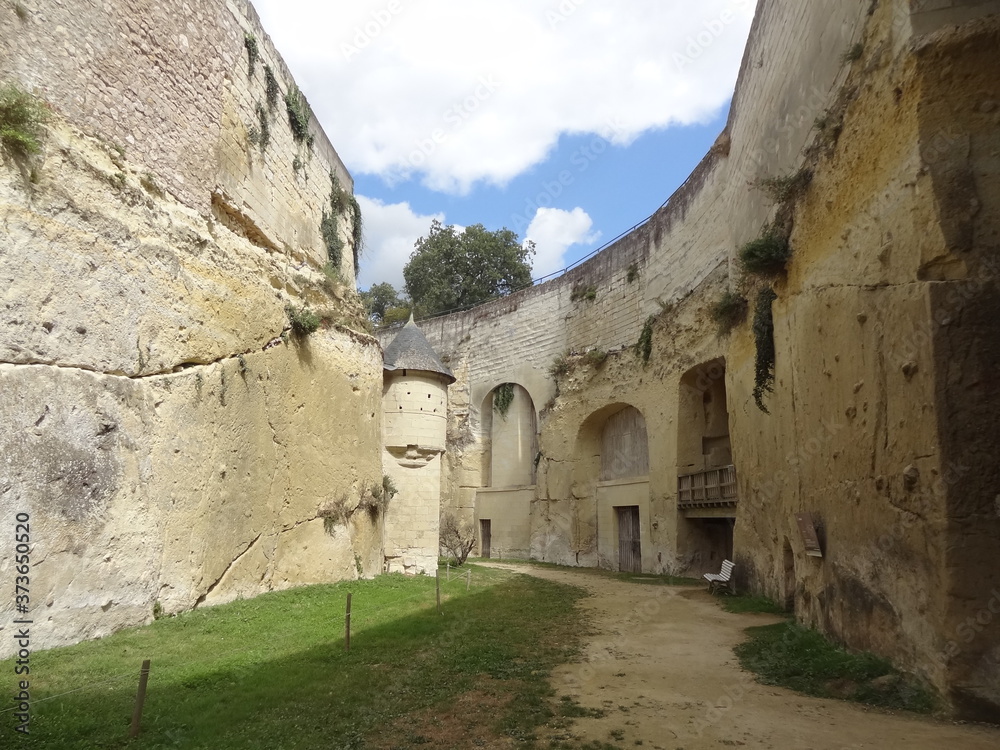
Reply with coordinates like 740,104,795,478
251,0,758,291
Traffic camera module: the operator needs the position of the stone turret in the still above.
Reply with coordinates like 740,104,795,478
381,316,455,574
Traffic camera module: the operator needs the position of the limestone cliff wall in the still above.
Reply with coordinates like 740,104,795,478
0,0,381,656
408,0,1000,718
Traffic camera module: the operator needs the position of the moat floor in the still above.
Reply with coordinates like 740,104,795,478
488,563,1000,750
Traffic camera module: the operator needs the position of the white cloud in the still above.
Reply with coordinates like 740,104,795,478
355,196,443,290
524,207,601,280
252,0,757,194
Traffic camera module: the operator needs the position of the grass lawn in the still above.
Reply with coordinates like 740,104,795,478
1,565,588,749
735,621,938,714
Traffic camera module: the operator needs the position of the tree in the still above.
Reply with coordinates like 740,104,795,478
440,512,477,566
403,220,535,316
360,282,403,324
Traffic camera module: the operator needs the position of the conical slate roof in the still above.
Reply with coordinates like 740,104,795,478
383,315,455,384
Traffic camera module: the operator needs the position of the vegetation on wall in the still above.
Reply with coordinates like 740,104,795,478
359,475,398,517
284,84,312,143
570,284,597,303
739,231,791,276
750,169,811,204
320,172,362,272
634,315,655,364
252,102,270,151
243,33,258,77
286,304,320,337
626,262,640,283
841,42,864,64
710,289,748,336
548,351,570,379
348,193,363,274
0,82,49,159
751,287,778,413
584,348,608,368
263,64,279,111
493,382,515,419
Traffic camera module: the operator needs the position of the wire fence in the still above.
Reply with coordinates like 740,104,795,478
1,565,482,727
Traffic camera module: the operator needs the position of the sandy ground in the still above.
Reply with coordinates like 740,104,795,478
487,563,1000,750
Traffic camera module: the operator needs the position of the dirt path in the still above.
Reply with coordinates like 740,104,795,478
487,563,1000,750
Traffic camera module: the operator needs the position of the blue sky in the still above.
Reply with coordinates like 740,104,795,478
250,1,757,291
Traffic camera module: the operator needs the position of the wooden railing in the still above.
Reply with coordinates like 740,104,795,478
677,465,738,509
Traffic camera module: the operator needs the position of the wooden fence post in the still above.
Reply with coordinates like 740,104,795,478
128,659,151,739
436,569,441,614
345,593,352,652
467,567,471,591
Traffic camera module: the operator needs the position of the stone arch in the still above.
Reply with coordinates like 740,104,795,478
474,382,537,560
676,358,736,575
480,382,538,488
572,403,651,572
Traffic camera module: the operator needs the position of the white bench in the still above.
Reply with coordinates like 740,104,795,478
704,559,735,594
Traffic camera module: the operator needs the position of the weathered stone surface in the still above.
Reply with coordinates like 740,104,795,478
0,0,379,656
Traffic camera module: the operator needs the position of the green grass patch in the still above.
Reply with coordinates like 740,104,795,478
0,566,589,749
736,621,937,714
718,593,787,615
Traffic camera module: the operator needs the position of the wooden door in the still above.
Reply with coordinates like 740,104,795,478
480,519,492,559
616,506,641,573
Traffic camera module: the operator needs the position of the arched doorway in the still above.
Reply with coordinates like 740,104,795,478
574,404,650,573
475,383,537,559
676,359,737,574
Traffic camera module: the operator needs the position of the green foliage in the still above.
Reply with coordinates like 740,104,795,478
348,193,363,274
752,287,777,413
320,172,361,272
750,169,811,204
548,351,570,379
243,33,258,77
382,305,412,327
626,262,639,283
359,476,397,517
814,108,844,146
382,473,398,500
739,232,791,276
404,219,535,316
633,315,655,364
284,84,312,143
253,101,269,151
0,82,49,159
361,282,404,324
842,42,863,64
320,210,341,268
263,64,279,111
718,594,786,614
710,289,748,335
285,304,320,337
570,284,597,302
152,600,164,620
584,348,608,368
736,621,937,713
493,382,515,419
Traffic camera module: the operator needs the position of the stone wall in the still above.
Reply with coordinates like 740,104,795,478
411,0,1000,718
0,0,378,656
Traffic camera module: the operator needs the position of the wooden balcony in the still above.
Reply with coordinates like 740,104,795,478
677,465,738,514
